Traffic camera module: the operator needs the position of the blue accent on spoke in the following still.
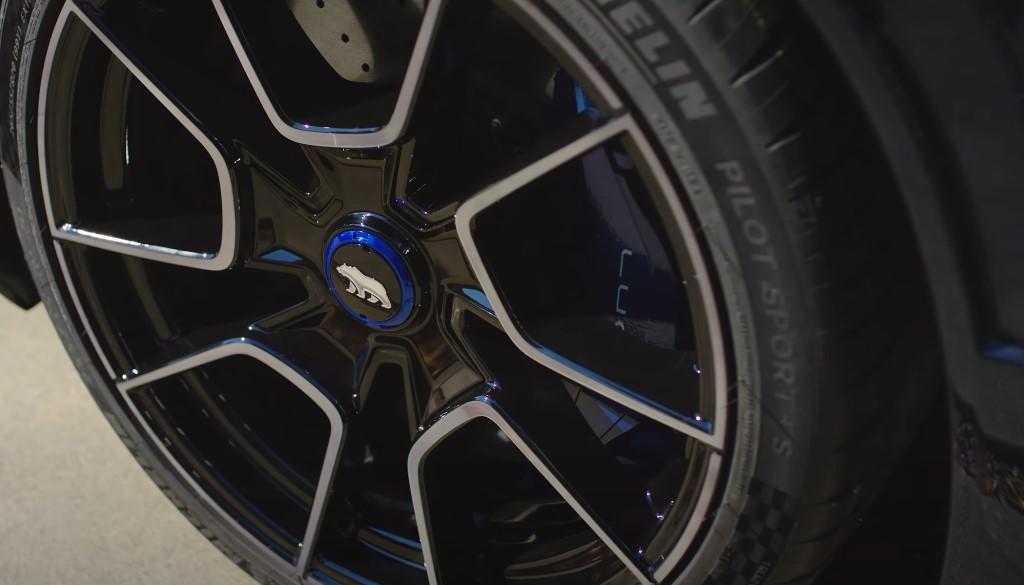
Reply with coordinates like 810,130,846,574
461,287,494,312
986,342,1024,366
313,560,384,585
573,81,600,121
292,123,380,134
596,401,620,424
365,526,423,550
262,248,303,263
324,229,415,329
361,541,427,570
574,82,592,114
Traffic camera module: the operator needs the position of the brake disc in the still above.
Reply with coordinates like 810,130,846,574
286,0,425,84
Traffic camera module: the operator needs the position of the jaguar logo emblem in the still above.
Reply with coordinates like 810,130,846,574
335,263,393,310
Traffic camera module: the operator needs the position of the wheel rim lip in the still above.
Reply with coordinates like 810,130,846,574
29,0,741,582
323,228,417,330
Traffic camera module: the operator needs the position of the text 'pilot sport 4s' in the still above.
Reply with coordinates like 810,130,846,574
1,0,1023,584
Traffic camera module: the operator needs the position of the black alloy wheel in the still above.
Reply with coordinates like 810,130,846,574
3,1,939,584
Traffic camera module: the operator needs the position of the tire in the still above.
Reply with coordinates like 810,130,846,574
2,0,939,584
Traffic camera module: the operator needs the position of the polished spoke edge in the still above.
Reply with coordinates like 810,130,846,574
209,0,447,148
408,397,654,585
454,115,728,450
117,340,344,580
38,1,238,271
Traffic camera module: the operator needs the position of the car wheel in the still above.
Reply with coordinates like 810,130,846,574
3,0,939,583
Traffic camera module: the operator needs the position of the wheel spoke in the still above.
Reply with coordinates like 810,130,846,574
120,321,253,382
455,114,630,227
304,343,431,584
246,153,340,268
456,115,727,449
353,343,432,438
410,396,655,585
41,2,238,269
120,296,356,404
453,311,716,582
248,138,411,270
395,0,624,222
384,138,460,229
117,341,344,577
487,399,655,583
249,303,370,408
53,233,311,378
211,0,449,148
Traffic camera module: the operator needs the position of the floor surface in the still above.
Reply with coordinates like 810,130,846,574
0,300,254,585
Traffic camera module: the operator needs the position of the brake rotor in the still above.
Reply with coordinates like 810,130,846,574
286,0,425,84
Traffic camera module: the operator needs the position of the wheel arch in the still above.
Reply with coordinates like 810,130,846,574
797,1,1024,583
794,0,1024,440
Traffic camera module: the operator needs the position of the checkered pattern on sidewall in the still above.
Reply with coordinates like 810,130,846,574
706,478,798,585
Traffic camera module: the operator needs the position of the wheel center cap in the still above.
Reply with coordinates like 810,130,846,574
324,228,415,329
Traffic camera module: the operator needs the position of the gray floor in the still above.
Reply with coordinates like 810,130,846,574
0,300,254,585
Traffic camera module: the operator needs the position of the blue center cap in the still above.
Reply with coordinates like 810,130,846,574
324,229,415,329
